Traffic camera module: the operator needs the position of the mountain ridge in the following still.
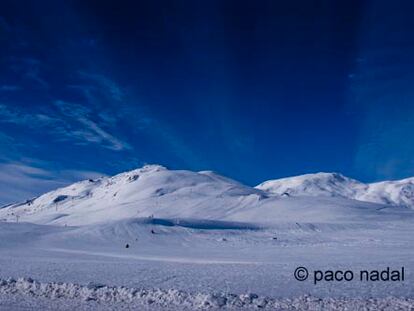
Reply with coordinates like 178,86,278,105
256,172,414,209
0,165,413,226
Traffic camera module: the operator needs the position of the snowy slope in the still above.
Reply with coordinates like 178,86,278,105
1,165,412,227
0,165,269,226
256,173,364,199
256,172,414,209
358,177,414,208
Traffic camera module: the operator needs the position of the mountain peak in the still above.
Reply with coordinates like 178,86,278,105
256,172,362,199
0,165,264,225
256,172,414,209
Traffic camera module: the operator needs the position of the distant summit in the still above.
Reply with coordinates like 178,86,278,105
256,172,414,209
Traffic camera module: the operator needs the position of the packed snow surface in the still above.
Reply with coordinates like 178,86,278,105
0,165,413,310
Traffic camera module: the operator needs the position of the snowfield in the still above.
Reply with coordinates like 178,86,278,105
0,165,413,310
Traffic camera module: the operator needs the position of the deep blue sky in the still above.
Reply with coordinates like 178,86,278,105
1,0,414,204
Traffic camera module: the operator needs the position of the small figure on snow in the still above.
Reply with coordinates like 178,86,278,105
125,243,130,248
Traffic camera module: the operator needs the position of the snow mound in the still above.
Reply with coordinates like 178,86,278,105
1,277,412,310
257,172,414,209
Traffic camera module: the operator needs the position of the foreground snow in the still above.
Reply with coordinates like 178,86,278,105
1,277,412,311
0,217,412,310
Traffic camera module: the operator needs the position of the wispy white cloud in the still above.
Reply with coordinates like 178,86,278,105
54,100,91,118
54,100,131,151
79,72,124,102
1,65,201,166
0,104,58,126
68,73,127,127
0,102,131,151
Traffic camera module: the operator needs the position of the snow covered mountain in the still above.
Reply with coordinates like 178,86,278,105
256,173,364,199
1,165,413,226
0,165,269,225
256,172,414,209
